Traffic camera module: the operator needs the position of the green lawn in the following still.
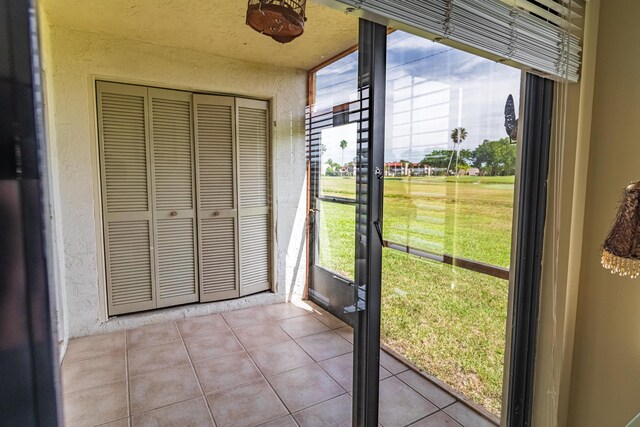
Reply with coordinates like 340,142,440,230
317,175,514,415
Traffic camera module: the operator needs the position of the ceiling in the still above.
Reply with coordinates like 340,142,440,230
41,0,358,71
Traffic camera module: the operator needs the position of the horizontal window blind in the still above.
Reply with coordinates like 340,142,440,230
331,0,584,82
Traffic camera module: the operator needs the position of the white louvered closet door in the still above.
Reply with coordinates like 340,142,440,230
236,98,271,296
97,82,156,315
194,95,240,302
149,88,199,307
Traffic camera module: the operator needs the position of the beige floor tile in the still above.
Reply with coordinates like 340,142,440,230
293,393,351,427
65,332,125,362
194,351,262,393
378,377,438,427
62,353,125,394
263,303,311,321
128,341,190,377
267,364,343,412
258,415,298,427
97,418,129,427
177,313,230,339
63,380,128,427
443,402,496,427
380,366,393,380
130,364,201,414
319,353,391,392
131,396,214,427
207,379,288,427
334,326,353,344
294,331,352,362
276,316,329,339
410,411,462,426
309,308,348,330
397,370,456,408
380,350,409,375
234,322,291,350
248,340,314,376
61,304,475,427
221,306,271,330
318,353,354,392
184,330,244,362
127,322,181,350
301,300,322,312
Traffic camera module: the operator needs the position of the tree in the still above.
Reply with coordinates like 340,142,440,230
504,94,518,143
473,138,516,176
325,158,340,169
421,149,473,175
324,158,341,176
447,127,468,175
339,139,348,166
421,150,450,168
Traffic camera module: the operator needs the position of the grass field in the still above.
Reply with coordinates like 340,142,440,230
316,175,515,415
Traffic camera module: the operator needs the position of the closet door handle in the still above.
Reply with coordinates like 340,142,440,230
170,211,178,217
212,211,220,217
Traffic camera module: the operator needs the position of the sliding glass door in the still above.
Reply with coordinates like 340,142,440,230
380,29,522,419
307,19,387,426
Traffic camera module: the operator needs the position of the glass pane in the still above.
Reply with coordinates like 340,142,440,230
382,251,509,413
308,27,361,320
315,200,355,279
381,29,521,418
319,123,358,199
315,50,358,111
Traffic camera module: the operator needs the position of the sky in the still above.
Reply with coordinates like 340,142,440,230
315,31,522,165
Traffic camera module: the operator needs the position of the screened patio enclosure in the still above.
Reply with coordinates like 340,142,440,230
40,1,382,425
33,0,582,425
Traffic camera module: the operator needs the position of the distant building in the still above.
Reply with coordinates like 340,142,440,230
385,161,411,176
410,163,428,176
384,162,446,176
465,167,481,176
385,162,403,176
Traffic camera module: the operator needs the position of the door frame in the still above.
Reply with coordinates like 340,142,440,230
352,20,387,427
305,18,387,426
0,0,61,424
506,73,555,427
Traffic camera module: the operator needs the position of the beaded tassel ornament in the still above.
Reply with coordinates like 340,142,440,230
601,181,640,278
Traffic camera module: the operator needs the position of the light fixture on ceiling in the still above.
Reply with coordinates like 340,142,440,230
246,0,307,44
601,181,640,278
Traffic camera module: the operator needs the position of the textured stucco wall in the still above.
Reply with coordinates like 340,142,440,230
39,9,71,358
41,23,308,338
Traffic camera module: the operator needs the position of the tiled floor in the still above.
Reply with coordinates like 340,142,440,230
61,301,497,427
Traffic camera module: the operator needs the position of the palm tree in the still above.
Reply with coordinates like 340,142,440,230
447,127,468,175
339,139,348,171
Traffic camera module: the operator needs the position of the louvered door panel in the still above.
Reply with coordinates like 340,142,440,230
200,218,237,295
237,98,272,296
97,81,156,315
107,221,153,306
238,106,269,209
194,94,239,301
156,218,197,301
149,88,199,307
102,93,149,213
240,215,270,294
